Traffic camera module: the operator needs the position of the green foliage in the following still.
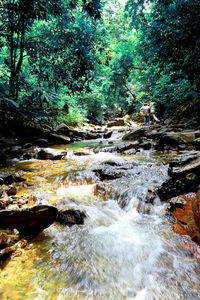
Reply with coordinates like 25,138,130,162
57,108,86,127
126,0,200,117
0,0,199,126
0,0,104,125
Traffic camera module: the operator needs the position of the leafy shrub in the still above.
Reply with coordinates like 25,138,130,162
57,107,86,127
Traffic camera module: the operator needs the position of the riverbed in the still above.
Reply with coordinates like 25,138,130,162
0,140,200,300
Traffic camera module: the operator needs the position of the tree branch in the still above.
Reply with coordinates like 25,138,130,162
124,82,136,101
130,65,146,71
24,34,50,46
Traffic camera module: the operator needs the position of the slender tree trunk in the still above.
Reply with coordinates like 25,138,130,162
9,2,25,99
9,0,16,97
124,83,136,101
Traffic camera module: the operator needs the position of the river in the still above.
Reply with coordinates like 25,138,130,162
0,139,200,299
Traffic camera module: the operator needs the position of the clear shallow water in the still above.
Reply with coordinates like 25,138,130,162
1,141,200,299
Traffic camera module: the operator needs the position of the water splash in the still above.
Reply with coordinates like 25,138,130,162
1,141,200,299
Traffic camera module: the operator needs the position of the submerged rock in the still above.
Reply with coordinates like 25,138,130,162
0,173,25,185
93,167,123,180
0,205,58,236
56,209,86,226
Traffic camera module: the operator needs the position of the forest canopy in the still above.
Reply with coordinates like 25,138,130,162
0,0,199,125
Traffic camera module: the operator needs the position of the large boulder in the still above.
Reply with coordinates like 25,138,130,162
45,133,71,144
107,119,125,128
116,142,139,153
168,151,200,178
55,123,71,135
158,130,200,148
157,151,200,200
55,123,102,140
0,205,58,236
0,173,25,185
36,148,68,160
122,127,148,141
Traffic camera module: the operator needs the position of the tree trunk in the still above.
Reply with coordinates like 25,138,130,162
9,0,16,98
9,3,25,99
124,83,136,101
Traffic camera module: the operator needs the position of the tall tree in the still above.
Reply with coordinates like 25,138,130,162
0,0,102,99
126,0,200,116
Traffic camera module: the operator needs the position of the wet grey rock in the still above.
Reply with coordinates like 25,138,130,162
118,142,139,153
56,209,86,226
146,128,168,139
167,195,188,213
73,151,89,156
157,151,200,200
0,173,25,185
157,178,187,201
123,149,137,155
139,140,152,150
22,143,33,149
22,152,33,160
168,151,200,177
122,128,148,141
158,130,200,150
34,138,48,146
0,205,58,236
101,146,117,153
36,148,68,160
103,131,112,139
93,162,138,181
55,123,71,135
94,168,122,180
104,160,123,166
5,186,17,196
178,144,187,150
46,133,71,144
145,189,157,203
101,142,139,154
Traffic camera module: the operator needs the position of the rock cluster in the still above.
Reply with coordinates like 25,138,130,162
157,151,200,200
122,126,200,153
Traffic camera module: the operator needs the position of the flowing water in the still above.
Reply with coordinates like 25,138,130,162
0,140,200,300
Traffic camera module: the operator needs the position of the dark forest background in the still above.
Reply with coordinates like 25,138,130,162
0,0,199,126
